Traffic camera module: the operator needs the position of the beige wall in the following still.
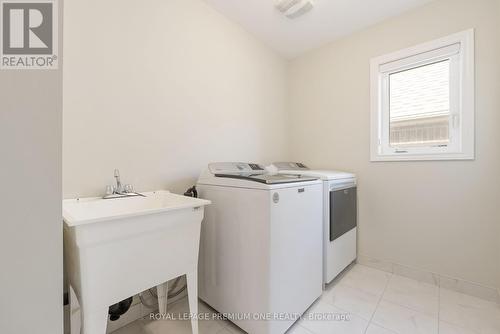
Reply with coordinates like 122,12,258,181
288,0,500,289
0,3,63,334
64,0,500,290
63,0,288,198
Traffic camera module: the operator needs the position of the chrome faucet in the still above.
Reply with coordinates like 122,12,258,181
103,169,145,199
114,169,123,193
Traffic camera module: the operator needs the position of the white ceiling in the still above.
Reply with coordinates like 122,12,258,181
204,0,434,59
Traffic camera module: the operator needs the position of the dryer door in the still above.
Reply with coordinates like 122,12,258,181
330,185,357,241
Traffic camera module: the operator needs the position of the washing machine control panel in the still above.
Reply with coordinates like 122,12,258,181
273,162,310,171
209,162,266,175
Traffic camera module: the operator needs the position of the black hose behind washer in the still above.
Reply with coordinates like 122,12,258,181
183,186,198,198
109,297,133,321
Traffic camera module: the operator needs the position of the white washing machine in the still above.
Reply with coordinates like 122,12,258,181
197,162,323,334
272,162,357,285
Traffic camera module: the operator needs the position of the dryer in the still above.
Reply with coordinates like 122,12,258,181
272,162,357,285
197,162,323,334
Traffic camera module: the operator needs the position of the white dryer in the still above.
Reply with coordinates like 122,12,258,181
272,162,357,285
197,162,323,334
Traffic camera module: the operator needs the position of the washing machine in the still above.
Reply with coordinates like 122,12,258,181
272,162,357,285
197,162,323,334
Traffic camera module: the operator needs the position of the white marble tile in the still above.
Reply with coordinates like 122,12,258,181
356,256,499,303
110,297,224,334
111,321,148,334
216,329,234,334
140,315,223,334
372,300,438,334
217,326,247,334
439,288,500,334
285,324,314,334
392,264,439,286
382,274,439,316
141,318,189,334
439,321,480,334
111,273,500,334
219,320,246,334
321,282,380,320
439,276,500,304
300,300,368,334
337,264,392,297
357,255,394,273
365,323,399,334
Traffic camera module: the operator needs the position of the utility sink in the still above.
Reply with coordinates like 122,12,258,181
63,190,210,334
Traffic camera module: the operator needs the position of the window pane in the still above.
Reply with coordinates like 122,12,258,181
389,60,450,148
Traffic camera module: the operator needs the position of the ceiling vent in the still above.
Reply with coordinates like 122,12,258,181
275,0,314,19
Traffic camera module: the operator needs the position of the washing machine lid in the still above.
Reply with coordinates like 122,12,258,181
215,173,317,184
198,162,320,189
272,162,355,180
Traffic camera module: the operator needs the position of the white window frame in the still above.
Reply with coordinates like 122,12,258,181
370,29,475,161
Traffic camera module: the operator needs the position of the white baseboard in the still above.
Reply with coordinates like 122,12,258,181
357,254,500,304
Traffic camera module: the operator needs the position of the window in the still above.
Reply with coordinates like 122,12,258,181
370,30,475,161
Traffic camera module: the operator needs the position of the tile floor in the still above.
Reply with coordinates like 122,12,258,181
113,264,500,334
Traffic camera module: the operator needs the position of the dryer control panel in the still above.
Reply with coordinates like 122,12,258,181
273,162,309,171
208,162,266,176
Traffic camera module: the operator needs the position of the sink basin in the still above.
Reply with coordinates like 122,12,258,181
63,190,210,226
63,190,210,334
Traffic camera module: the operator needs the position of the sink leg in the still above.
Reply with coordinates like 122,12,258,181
157,281,169,315
81,304,108,334
186,271,199,334
68,286,81,334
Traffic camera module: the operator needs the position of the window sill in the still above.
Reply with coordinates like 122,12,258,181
370,152,475,162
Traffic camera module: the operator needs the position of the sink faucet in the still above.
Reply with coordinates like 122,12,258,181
114,169,123,193
103,169,145,199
